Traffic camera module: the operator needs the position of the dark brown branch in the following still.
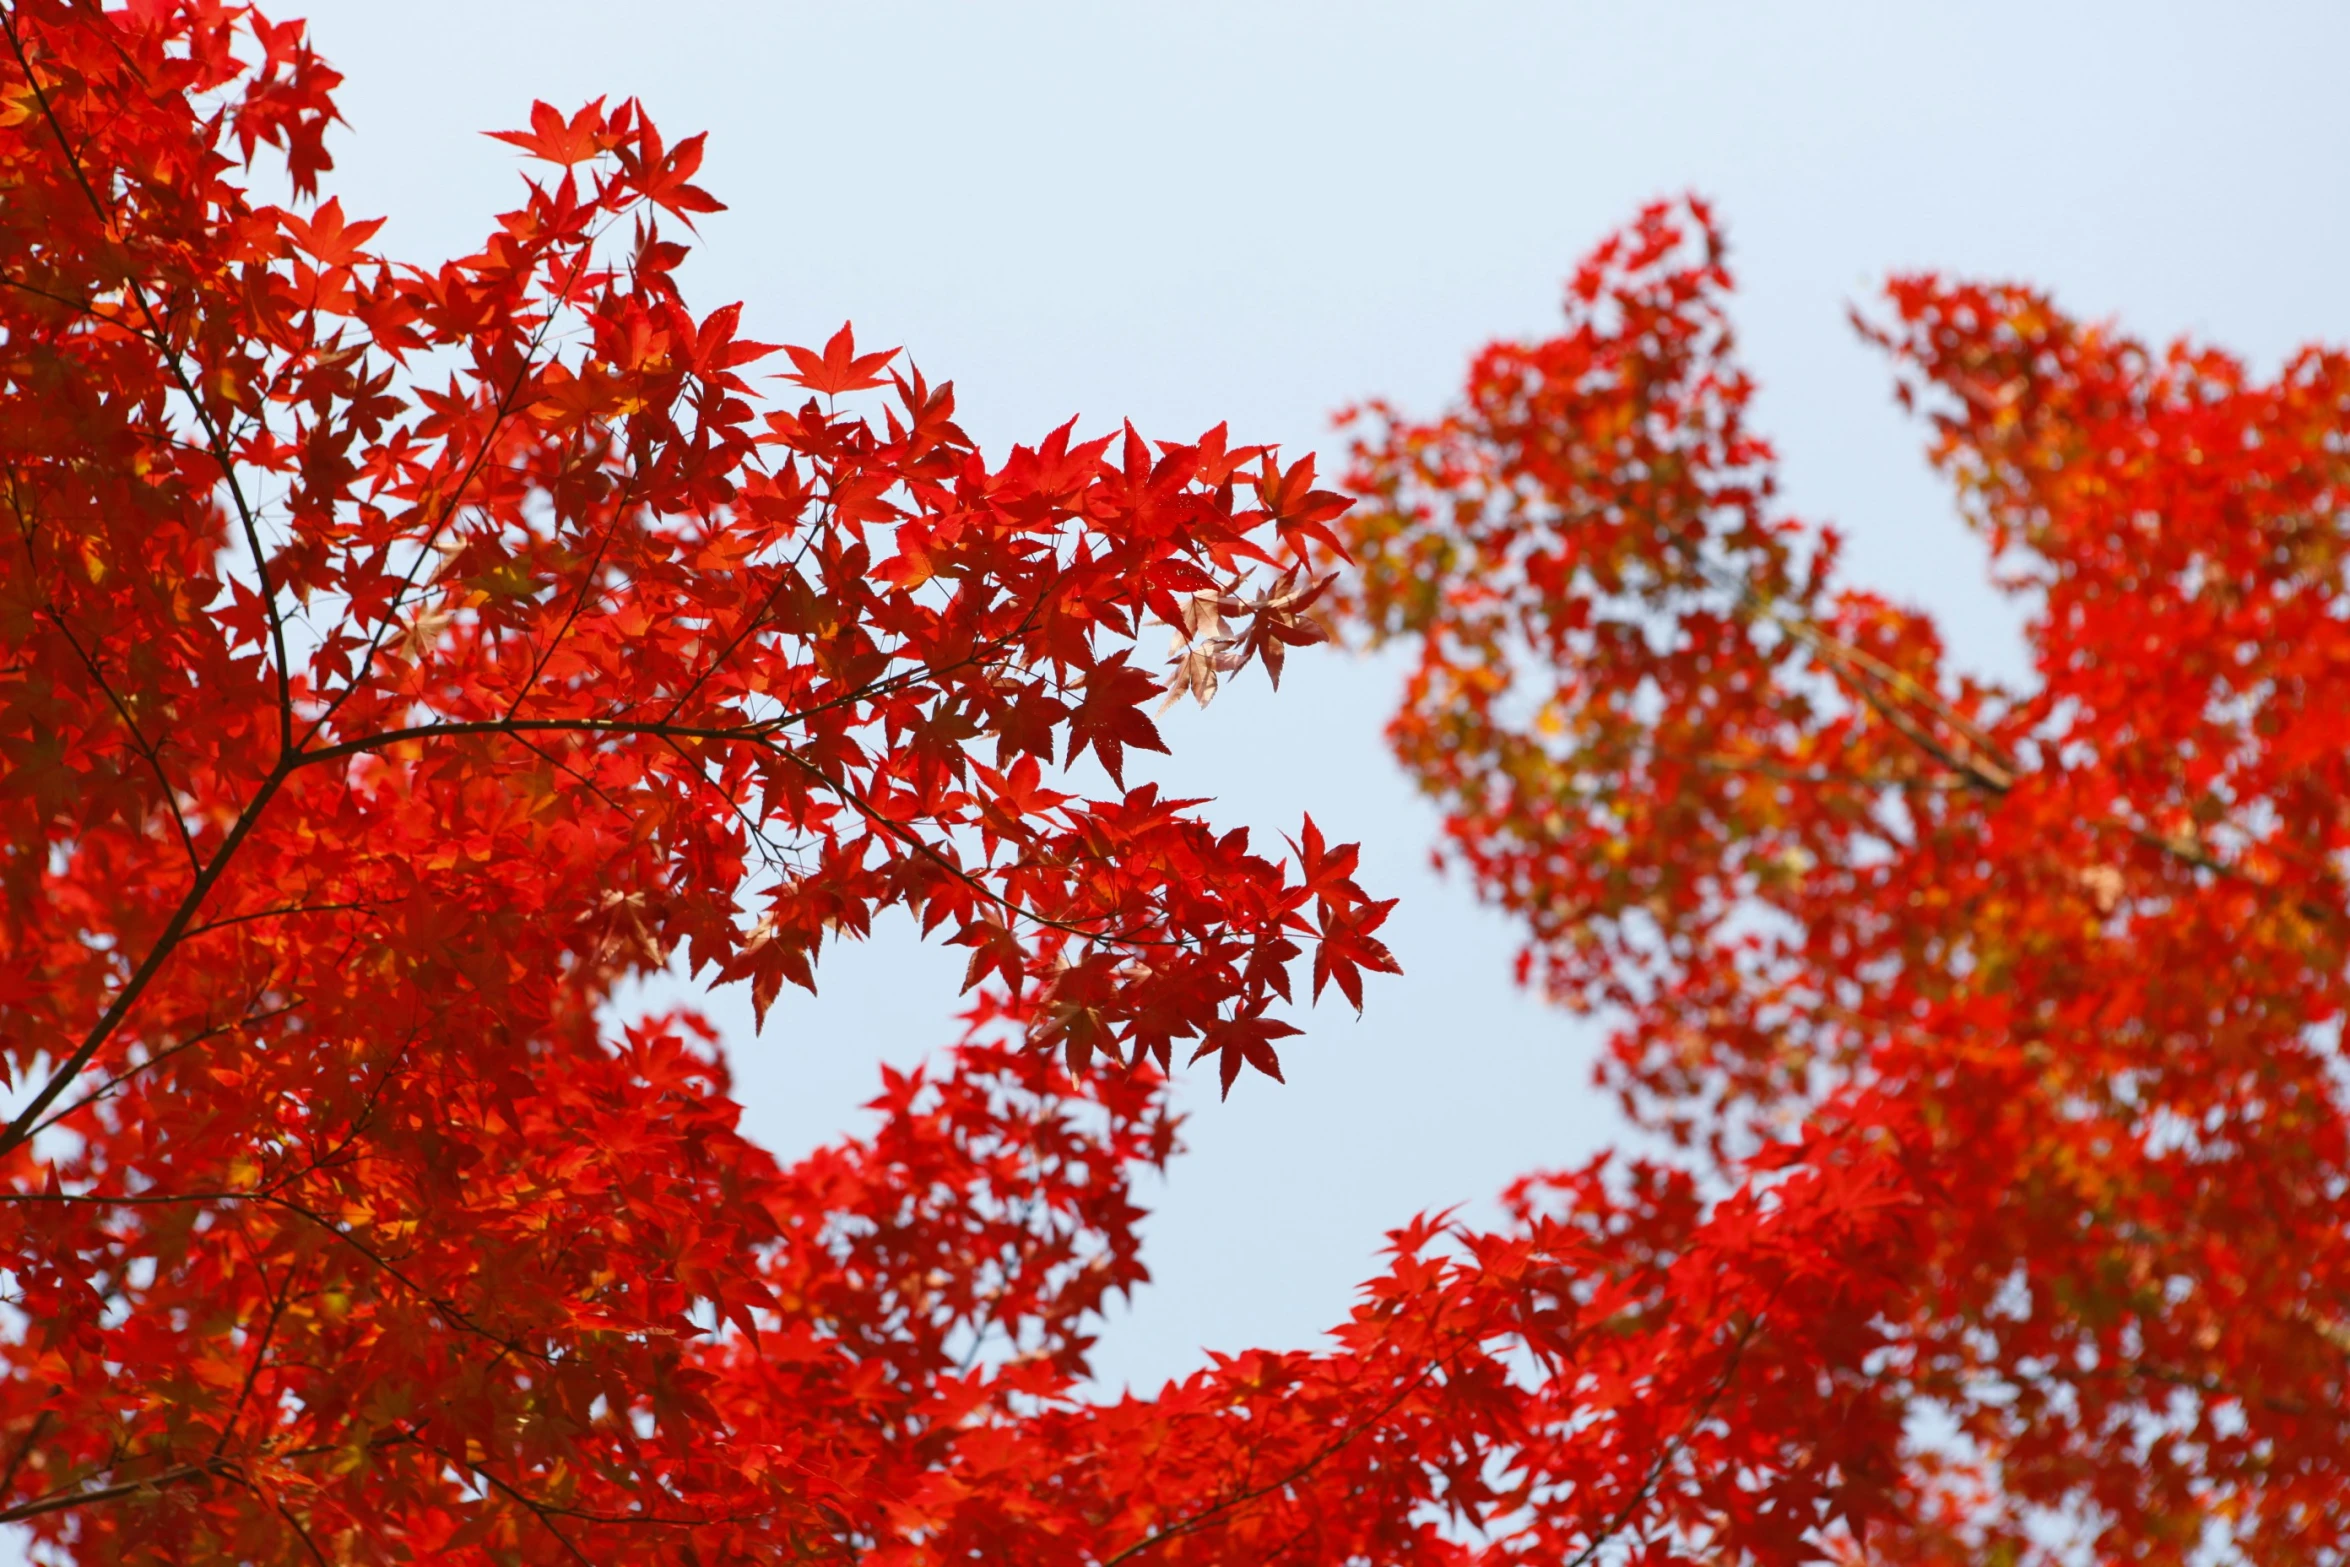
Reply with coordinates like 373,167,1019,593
0,1428,422,1527
0,1457,238,1525
27,997,302,1143
0,1181,553,1368
1562,1307,1767,1567
3,7,297,754
212,1271,292,1458
180,902,370,942
276,1499,334,1567
33,603,203,874
500,438,639,723
454,1456,597,1567
0,1411,52,1506
0,760,294,1159
1100,1350,1454,1566
304,216,612,749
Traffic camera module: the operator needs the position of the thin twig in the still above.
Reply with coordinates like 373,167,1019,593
1561,1307,1768,1567
1100,1350,1455,1565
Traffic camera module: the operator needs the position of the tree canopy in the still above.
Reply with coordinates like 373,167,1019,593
5,5,2347,1564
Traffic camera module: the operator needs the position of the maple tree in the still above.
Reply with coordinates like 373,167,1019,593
1335,197,2350,1561
0,1,1416,1557
8,4,2343,1565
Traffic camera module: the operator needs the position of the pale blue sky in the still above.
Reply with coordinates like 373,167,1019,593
274,1,2350,1398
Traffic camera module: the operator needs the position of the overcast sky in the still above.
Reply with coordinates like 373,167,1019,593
213,2,2350,1394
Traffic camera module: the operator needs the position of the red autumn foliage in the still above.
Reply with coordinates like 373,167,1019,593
5,5,2342,1565
1339,196,2350,1562
0,0,1399,1555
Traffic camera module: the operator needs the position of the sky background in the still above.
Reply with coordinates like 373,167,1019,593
195,1,2350,1397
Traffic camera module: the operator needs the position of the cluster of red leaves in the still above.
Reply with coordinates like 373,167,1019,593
1340,196,2350,1561
0,1,1445,1557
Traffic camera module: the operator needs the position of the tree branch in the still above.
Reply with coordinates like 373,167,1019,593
1101,1349,1454,1565
3,7,297,755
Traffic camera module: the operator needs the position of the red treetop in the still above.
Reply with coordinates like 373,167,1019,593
1340,195,2350,1562
0,1,1414,1557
